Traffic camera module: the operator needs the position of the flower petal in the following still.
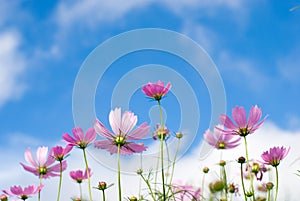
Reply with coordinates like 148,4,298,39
126,122,150,140
109,108,122,135
24,148,37,167
232,106,247,127
84,127,96,143
121,111,137,134
36,147,48,166
94,119,114,139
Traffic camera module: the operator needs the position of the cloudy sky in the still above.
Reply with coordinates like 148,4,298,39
1,1,300,200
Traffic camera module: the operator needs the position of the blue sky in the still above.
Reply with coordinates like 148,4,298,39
1,1,300,200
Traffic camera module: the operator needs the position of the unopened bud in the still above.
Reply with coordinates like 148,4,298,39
176,132,183,139
129,196,138,201
266,182,274,190
238,156,246,164
98,181,107,190
219,160,226,166
203,167,209,173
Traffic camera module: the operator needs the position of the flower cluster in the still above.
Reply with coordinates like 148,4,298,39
1,81,293,201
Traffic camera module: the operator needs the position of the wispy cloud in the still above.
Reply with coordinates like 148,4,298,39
0,30,27,107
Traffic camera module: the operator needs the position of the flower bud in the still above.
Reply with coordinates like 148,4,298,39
238,156,246,164
266,182,274,190
98,181,107,190
203,167,209,173
136,168,143,175
0,194,8,201
129,196,138,201
209,180,224,193
176,132,183,139
219,160,226,166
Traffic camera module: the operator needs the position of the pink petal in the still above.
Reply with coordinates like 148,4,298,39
36,147,49,166
94,119,114,139
203,129,217,147
24,148,37,167
248,105,262,126
20,163,39,176
94,140,117,154
72,127,85,142
219,114,237,130
232,106,247,127
84,127,96,143
122,143,147,155
109,108,122,135
126,122,150,140
62,133,77,145
121,111,137,134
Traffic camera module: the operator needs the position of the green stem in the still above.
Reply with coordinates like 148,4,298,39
267,189,271,201
56,161,63,201
83,149,93,201
240,163,247,201
243,136,255,200
117,144,122,201
201,174,206,200
275,166,279,201
166,138,180,195
222,166,228,200
38,175,42,201
158,100,166,200
79,183,82,200
102,190,106,201
140,174,156,201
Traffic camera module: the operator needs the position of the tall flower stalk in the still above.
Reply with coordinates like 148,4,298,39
63,127,96,201
261,146,290,201
94,108,150,201
142,80,171,200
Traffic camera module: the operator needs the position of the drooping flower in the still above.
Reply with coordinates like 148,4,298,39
63,127,96,149
204,126,240,149
20,147,67,179
142,80,171,101
152,124,170,141
3,184,43,200
217,105,267,137
172,181,201,201
51,145,73,161
69,168,92,184
244,161,268,181
261,146,290,167
94,108,150,155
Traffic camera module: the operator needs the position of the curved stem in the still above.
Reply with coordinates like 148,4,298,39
166,138,180,197
275,166,279,201
56,161,63,201
117,144,122,201
222,166,228,200
140,174,156,201
243,136,255,200
83,149,93,201
240,163,247,201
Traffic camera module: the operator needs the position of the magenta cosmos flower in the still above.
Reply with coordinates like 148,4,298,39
204,126,240,149
20,147,67,179
142,80,171,101
261,146,290,167
3,184,43,200
217,105,267,137
51,145,72,161
172,181,201,201
94,108,150,155
69,168,92,184
63,127,96,149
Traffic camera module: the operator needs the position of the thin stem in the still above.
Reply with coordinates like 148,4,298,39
83,149,93,201
138,152,143,199
275,166,279,201
56,161,63,201
166,138,180,196
222,166,228,200
79,183,82,200
240,163,247,201
102,190,106,201
243,136,255,200
117,144,122,201
140,174,156,201
201,174,206,200
267,189,271,201
158,100,166,200
38,175,42,201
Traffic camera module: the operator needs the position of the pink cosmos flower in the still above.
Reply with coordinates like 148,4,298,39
261,146,290,167
63,127,96,149
20,147,67,179
152,123,170,141
142,80,171,101
51,145,73,161
172,181,201,201
217,105,267,137
94,108,150,155
69,168,92,184
3,184,43,200
204,126,240,149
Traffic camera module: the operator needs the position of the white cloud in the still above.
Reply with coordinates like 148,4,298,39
0,30,27,107
2,122,300,200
